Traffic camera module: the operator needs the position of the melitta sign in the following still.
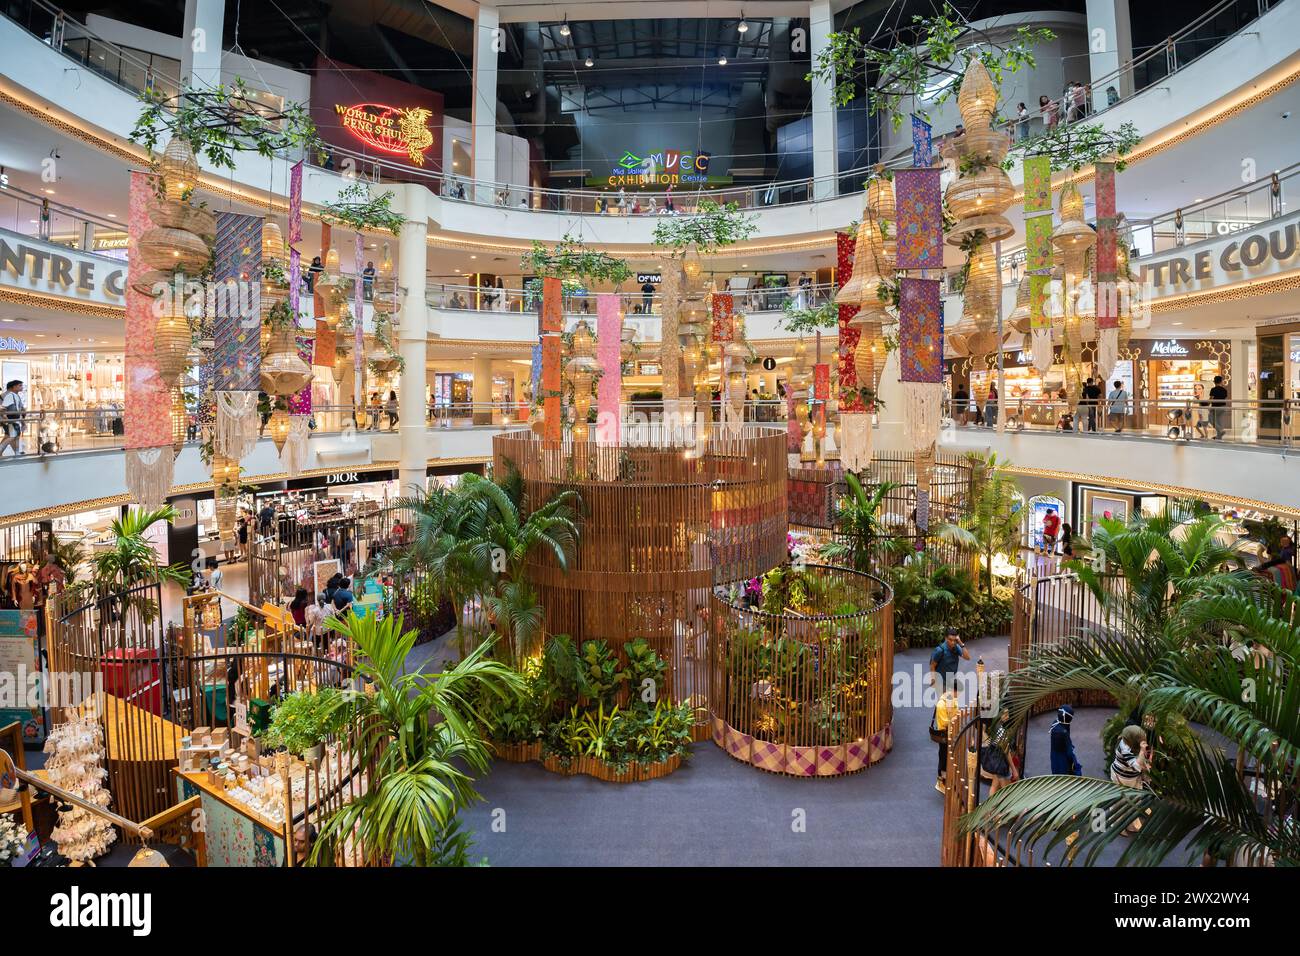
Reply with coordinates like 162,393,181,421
334,103,434,165
1140,214,1300,294
1148,338,1189,356
0,229,125,307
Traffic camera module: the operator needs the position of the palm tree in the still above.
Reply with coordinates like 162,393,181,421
92,506,191,622
962,585,1299,866
311,612,524,867
935,452,1022,596
821,473,899,573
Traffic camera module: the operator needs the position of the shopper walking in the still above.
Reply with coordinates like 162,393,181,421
953,384,970,425
1081,377,1102,431
1209,375,1229,439
933,683,961,792
1110,725,1152,833
983,383,998,427
1049,704,1083,776
1107,378,1129,432
1040,507,1061,555
929,626,971,692
385,390,399,430
0,379,25,457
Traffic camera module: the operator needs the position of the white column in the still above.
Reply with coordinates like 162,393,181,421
397,185,429,498
181,0,224,90
471,5,500,204
809,0,837,201
1085,0,1134,98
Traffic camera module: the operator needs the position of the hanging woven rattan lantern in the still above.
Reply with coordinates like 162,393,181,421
325,246,340,274
160,136,198,204
261,328,312,396
170,387,187,455
267,406,292,454
139,226,211,273
262,220,284,263
153,303,191,387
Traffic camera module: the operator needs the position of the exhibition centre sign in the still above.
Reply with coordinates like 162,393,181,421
590,149,731,187
1140,211,1300,295
0,229,125,308
334,103,434,166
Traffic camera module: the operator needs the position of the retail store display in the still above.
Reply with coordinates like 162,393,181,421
44,707,116,862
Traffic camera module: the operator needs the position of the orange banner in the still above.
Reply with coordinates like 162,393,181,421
542,335,561,444
542,276,564,333
313,321,336,368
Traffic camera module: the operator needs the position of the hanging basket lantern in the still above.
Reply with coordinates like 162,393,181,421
261,328,312,396
139,226,211,273
262,220,284,264
153,304,191,387
160,136,198,204
267,406,292,454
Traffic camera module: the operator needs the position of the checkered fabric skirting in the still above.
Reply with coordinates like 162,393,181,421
712,718,893,777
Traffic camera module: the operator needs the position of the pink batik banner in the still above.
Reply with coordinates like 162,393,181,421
894,167,943,270
596,293,621,443
836,230,863,411
1095,159,1119,329
288,160,303,317
124,170,170,449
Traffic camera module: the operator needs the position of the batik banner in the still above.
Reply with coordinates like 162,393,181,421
353,232,364,394
1025,214,1054,272
837,229,863,411
313,321,336,369
911,114,933,168
894,168,943,270
710,293,734,343
1095,159,1119,329
212,212,262,393
596,293,622,443
1023,156,1052,214
530,342,542,396
542,336,561,444
898,278,944,383
288,160,302,317
541,276,563,333
288,333,314,415
1029,274,1052,329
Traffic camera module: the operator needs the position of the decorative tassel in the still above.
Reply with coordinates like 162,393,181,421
1030,327,1054,374
124,446,174,509
915,489,931,532
1097,327,1119,383
902,381,944,451
840,411,873,472
281,415,310,476
215,391,259,459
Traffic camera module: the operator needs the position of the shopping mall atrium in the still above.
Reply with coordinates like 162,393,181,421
0,0,1296,898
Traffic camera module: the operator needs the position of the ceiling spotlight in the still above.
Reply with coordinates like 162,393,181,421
738,19,749,33
585,56,593,67
718,55,728,65
559,18,570,37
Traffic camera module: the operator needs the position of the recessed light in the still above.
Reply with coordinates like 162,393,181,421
1194,197,1203,203
718,56,728,65
43,188,55,195
1,319,13,323
107,213,117,218
585,56,593,68
1172,321,1184,326
35,333,45,338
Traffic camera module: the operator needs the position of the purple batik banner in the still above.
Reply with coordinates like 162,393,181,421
898,277,944,384
911,114,932,167
894,168,943,270
596,293,621,443
288,160,302,317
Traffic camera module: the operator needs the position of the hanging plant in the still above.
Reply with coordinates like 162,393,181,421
321,182,406,235
1016,120,1142,172
522,233,632,287
651,200,758,257
372,314,405,374
808,3,1054,130
781,299,840,336
131,78,323,171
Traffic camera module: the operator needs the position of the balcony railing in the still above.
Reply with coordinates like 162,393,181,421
425,281,837,318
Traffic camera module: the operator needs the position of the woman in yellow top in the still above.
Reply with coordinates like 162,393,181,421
934,685,961,792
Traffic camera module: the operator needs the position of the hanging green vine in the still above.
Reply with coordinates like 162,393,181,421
807,4,1054,130
131,78,322,170
1014,120,1142,172
651,200,758,256
321,182,406,236
522,233,632,286
781,298,840,336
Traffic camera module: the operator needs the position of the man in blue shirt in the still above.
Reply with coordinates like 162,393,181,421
1049,704,1083,775
332,576,355,612
929,626,971,693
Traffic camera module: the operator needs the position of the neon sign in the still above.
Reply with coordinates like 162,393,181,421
334,103,434,165
601,149,714,187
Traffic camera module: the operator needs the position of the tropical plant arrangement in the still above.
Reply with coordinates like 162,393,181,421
90,506,191,622
475,634,697,779
935,451,1023,597
821,473,901,573
261,689,345,761
309,613,523,867
808,3,1054,129
521,233,632,287
320,181,406,236
130,78,322,171
884,551,1012,649
964,515,1297,867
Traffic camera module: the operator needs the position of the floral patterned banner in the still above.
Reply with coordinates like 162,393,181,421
288,334,314,414
910,114,933,167
894,168,943,270
353,232,364,387
313,320,336,369
212,212,262,393
1029,274,1052,329
596,293,622,442
1095,159,1119,329
1025,213,1054,272
124,171,170,450
1023,156,1052,213
541,276,564,333
710,293,734,342
836,230,863,411
542,336,561,443
898,277,944,383
288,160,302,317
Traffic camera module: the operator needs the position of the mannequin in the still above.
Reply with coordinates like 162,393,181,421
9,562,38,610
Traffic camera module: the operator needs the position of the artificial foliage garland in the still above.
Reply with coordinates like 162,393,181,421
320,182,406,236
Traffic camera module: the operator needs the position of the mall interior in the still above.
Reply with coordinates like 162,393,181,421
0,0,1296,877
